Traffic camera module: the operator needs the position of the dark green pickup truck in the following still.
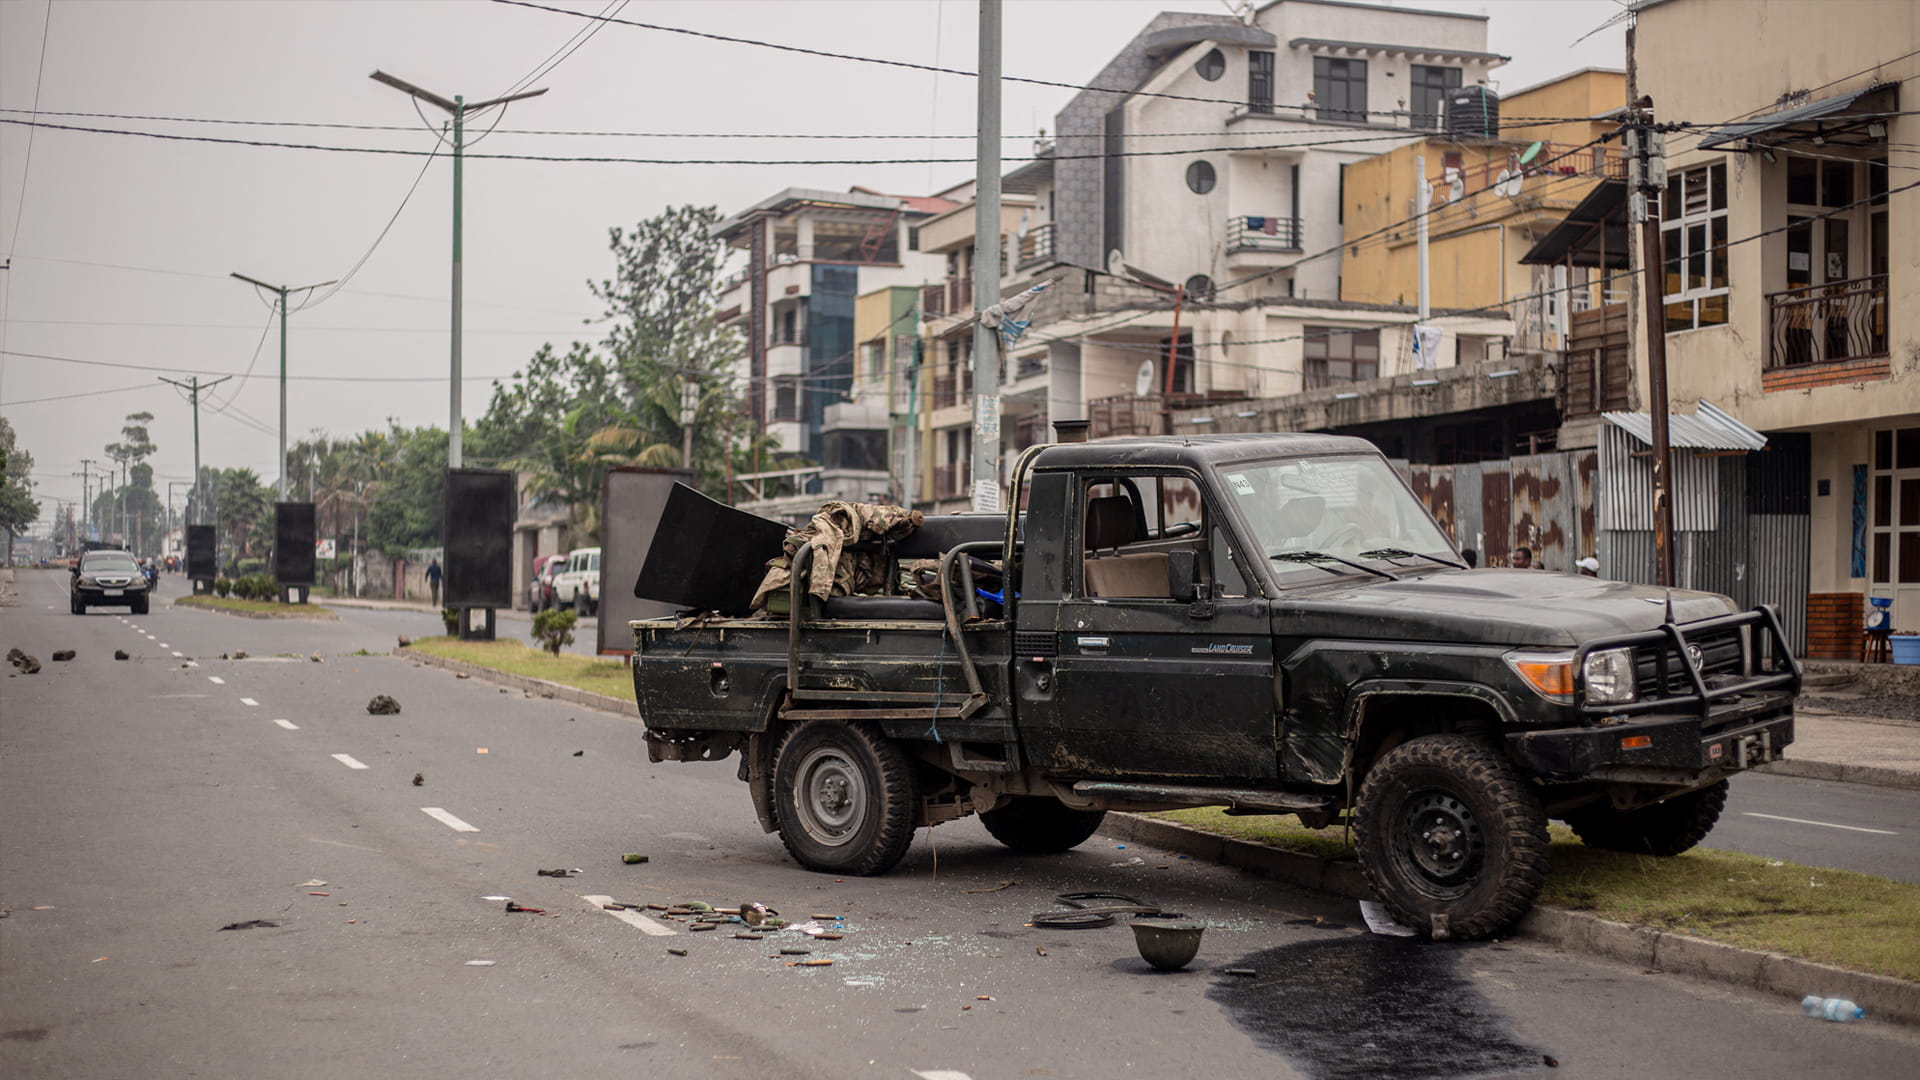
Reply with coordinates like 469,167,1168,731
631,434,1799,939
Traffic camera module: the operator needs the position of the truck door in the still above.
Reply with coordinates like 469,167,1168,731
1015,470,1278,779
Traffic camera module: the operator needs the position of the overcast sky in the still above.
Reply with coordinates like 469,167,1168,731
0,0,1629,523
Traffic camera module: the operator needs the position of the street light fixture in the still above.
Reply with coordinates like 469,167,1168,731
369,70,548,469
231,272,336,499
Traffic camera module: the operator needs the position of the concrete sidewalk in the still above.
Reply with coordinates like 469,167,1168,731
1765,661,1920,791
322,595,597,628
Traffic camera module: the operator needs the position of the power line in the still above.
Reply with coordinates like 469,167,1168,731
498,0,629,98
291,138,446,313
0,382,157,408
0,115,1440,164
2,1,54,263
2,347,526,382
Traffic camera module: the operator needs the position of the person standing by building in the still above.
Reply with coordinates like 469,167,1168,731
1512,547,1534,569
426,557,443,607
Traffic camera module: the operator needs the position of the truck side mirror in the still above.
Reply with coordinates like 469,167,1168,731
1167,550,1198,603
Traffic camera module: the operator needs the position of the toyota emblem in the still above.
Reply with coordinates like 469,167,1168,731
1686,643,1704,668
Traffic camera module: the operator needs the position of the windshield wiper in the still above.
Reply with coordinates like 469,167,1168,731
1271,550,1399,582
1361,547,1466,570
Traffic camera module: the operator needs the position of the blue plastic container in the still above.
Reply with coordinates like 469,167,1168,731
1891,635,1920,666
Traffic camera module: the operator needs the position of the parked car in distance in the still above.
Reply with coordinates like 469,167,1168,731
550,546,601,617
71,549,151,615
529,554,562,611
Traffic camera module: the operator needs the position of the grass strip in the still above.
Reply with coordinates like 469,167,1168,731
402,636,635,704
1150,808,1920,982
174,595,337,618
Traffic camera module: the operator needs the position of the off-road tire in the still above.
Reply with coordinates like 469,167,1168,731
771,719,918,876
1354,733,1549,940
1564,780,1728,856
979,797,1107,853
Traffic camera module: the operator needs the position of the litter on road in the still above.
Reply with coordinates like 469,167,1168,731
366,695,401,715
504,902,546,915
219,920,279,931
51,650,75,661
622,853,648,864
536,868,579,878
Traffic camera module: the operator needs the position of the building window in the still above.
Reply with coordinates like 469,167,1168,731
1248,50,1275,114
1410,65,1461,129
1157,332,1195,394
1186,160,1217,195
1303,326,1380,388
862,341,885,381
1659,161,1729,331
772,377,801,422
1183,274,1213,299
1313,57,1367,123
1195,48,1225,82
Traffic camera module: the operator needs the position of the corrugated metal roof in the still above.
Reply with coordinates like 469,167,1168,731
1697,84,1891,150
1601,400,1768,452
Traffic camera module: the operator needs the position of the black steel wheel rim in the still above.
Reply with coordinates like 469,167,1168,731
1391,787,1485,899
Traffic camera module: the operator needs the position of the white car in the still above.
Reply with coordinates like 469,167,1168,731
550,546,601,616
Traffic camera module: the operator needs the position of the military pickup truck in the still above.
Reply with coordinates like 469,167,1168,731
630,434,1799,939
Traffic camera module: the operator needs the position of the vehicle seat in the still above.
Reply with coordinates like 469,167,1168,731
1083,495,1169,599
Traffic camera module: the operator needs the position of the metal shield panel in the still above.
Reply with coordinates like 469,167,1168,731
274,503,317,584
596,467,694,655
634,482,789,619
444,469,515,607
186,525,216,580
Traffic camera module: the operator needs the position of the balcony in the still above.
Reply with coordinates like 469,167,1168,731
919,277,974,321
934,463,966,500
1088,391,1252,438
1017,223,1056,268
1765,274,1888,370
1225,215,1302,253
933,367,974,410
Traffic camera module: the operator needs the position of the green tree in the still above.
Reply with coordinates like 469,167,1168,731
364,424,448,556
103,411,158,551
0,417,41,562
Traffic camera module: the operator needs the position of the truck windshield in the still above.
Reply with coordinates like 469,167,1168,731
1218,456,1455,571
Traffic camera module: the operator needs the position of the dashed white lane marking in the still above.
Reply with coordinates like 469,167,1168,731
159,642,169,648
581,894,676,936
912,1072,974,1080
422,807,479,833
240,697,260,707
273,719,300,730
171,651,183,658
1742,812,1898,835
331,753,369,770
207,676,225,685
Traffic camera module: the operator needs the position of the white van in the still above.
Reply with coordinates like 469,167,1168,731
550,546,601,616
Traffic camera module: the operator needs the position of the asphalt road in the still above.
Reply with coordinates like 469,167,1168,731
5,567,1919,1079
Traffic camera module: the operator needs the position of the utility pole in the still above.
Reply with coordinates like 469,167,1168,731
159,375,233,526
1627,99,1676,587
968,0,1003,512
371,71,549,469
231,273,334,499
1416,153,1432,323
74,460,95,542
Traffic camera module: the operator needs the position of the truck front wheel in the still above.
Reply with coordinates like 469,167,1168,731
979,797,1106,853
1564,780,1728,856
772,719,917,876
1354,733,1549,940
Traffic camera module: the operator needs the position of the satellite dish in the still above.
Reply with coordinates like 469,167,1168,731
1136,359,1156,396
1519,140,1544,166
1107,249,1128,277
1445,166,1465,203
1506,170,1524,197
1496,168,1523,198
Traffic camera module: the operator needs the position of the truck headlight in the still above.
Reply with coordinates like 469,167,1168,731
1583,647,1638,705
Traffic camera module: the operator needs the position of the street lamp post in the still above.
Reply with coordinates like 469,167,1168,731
230,273,335,499
369,70,548,469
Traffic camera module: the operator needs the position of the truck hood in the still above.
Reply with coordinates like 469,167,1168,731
1276,569,1740,647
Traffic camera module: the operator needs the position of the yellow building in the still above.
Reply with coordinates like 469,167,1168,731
1339,68,1628,355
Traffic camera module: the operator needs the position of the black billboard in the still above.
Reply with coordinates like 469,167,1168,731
274,502,317,584
186,525,216,580
444,468,514,607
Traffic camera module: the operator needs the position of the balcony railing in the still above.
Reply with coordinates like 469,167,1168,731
934,463,965,500
1017,222,1056,268
933,367,973,410
1087,391,1252,438
1225,215,1303,253
1765,274,1888,370
920,277,973,321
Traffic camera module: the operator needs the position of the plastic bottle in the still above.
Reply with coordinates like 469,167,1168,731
1801,995,1865,1022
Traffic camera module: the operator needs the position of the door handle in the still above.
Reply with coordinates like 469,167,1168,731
1075,635,1110,653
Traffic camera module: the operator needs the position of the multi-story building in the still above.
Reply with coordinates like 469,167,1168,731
711,186,954,518
1628,0,1918,655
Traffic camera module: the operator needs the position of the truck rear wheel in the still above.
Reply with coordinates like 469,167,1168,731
1564,780,1728,856
1354,733,1549,941
979,797,1106,853
771,719,917,876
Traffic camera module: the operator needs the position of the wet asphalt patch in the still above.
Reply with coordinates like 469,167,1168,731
1207,935,1546,1080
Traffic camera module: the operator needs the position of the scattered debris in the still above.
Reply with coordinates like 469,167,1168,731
734,932,764,940
1031,892,1162,930
792,959,833,967
573,750,585,757
366,695,401,715
689,923,717,932
456,673,471,680
114,650,130,661
1544,1056,1560,1069
482,896,511,902
464,960,496,967
1035,946,1047,957
1359,900,1417,938
12,654,40,674
622,853,648,865
308,892,330,897
668,948,688,957
5,648,22,664
1223,967,1258,977
961,881,1018,895
536,868,579,878
310,653,324,663
504,902,546,915
498,688,508,694
780,947,811,956
397,635,411,648
412,773,424,787
219,920,279,931
476,748,488,754
51,650,75,662
976,995,993,1001
295,879,328,890
229,650,249,660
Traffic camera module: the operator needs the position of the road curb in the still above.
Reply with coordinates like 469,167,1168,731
1759,757,1920,791
167,599,339,621
397,645,639,719
1101,812,1920,1026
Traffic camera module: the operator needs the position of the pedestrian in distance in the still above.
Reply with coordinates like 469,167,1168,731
426,558,443,607
1576,556,1600,577
1459,548,1478,568
1511,546,1534,569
